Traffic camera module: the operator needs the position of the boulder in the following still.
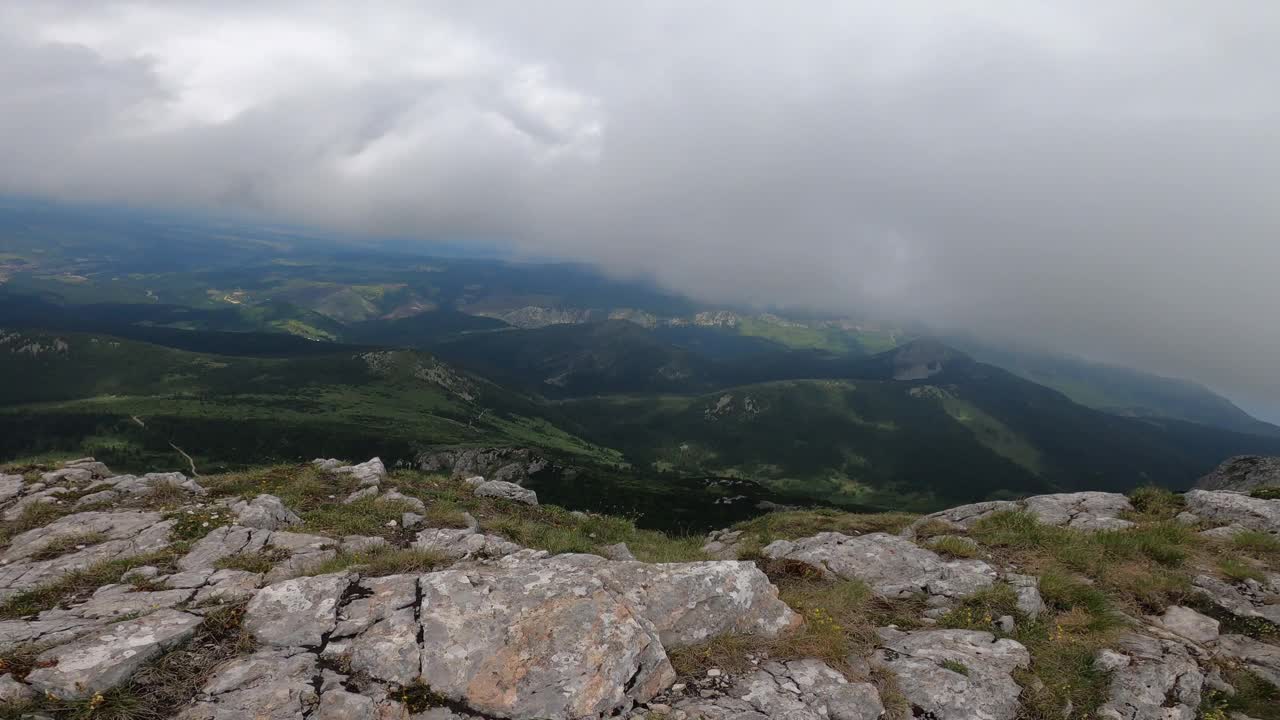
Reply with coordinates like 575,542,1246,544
415,552,796,719
1097,633,1203,720
873,628,1030,720
910,491,1134,535
376,488,426,513
330,457,388,487
602,542,637,561
472,479,539,506
0,672,33,703
230,494,302,530
763,532,996,598
343,486,378,504
1185,489,1280,534
244,573,352,648
1005,573,1045,617
25,609,202,699
412,527,523,560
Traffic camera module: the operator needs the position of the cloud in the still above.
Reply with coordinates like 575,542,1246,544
1,1,1278,413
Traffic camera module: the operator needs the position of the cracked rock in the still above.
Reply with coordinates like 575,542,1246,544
873,628,1030,720
230,494,302,531
1096,633,1203,720
244,572,352,648
472,479,538,506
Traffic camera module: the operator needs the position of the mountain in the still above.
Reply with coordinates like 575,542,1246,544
559,340,1280,510
955,338,1280,438
430,320,726,397
0,328,618,472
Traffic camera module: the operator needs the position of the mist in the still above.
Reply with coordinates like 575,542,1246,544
2,2,1278,416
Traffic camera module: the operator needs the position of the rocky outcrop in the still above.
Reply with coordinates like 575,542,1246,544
417,447,550,484
1185,489,1280,534
1197,456,1280,492
763,532,996,599
873,628,1030,720
1096,633,1204,720
0,510,175,600
910,491,1135,535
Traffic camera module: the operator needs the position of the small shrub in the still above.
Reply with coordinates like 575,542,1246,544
940,659,969,676
1251,487,1280,500
668,633,769,678
1037,569,1112,622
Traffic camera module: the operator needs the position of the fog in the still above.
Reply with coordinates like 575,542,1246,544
2,2,1278,417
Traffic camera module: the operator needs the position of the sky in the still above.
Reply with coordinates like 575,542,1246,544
1,2,1278,417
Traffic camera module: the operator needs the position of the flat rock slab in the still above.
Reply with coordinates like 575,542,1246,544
245,572,352,648
231,494,302,531
25,608,202,699
763,532,996,598
874,628,1030,720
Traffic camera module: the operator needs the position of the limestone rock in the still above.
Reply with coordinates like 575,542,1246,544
1005,573,1045,617
1149,606,1219,646
324,575,419,685
245,573,352,648
178,649,320,719
1097,633,1203,720
763,532,995,598
701,529,747,560
316,689,378,719
0,672,34,703
0,474,24,504
602,542,637,561
411,527,523,560
331,457,388,487
25,609,202,699
472,479,538,506
910,492,1134,534
1217,634,1280,687
377,488,427,513
675,658,883,720
1185,489,1280,534
1021,491,1135,531
343,486,378,504
1197,456,1280,492
416,553,795,719
874,628,1030,720
230,494,302,530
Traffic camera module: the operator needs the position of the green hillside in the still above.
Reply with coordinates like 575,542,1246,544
0,328,619,472
558,342,1280,511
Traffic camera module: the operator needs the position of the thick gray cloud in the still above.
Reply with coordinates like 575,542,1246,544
2,1,1278,415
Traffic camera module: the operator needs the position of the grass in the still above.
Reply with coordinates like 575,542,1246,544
0,602,255,720
730,509,919,546
1201,666,1280,720
1251,487,1280,501
0,550,180,619
166,508,232,542
940,659,969,676
1233,530,1280,558
26,532,108,561
301,547,449,577
213,548,292,574
1219,556,1267,583
926,535,981,559
1126,485,1185,521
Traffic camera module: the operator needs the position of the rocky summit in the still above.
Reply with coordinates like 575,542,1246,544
3,458,1280,719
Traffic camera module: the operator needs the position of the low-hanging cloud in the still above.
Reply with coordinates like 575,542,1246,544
2,1,1279,416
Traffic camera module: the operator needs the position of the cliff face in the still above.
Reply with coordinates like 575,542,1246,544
1,457,1279,719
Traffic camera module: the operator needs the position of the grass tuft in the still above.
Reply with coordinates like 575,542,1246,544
27,532,108,562
0,550,181,619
